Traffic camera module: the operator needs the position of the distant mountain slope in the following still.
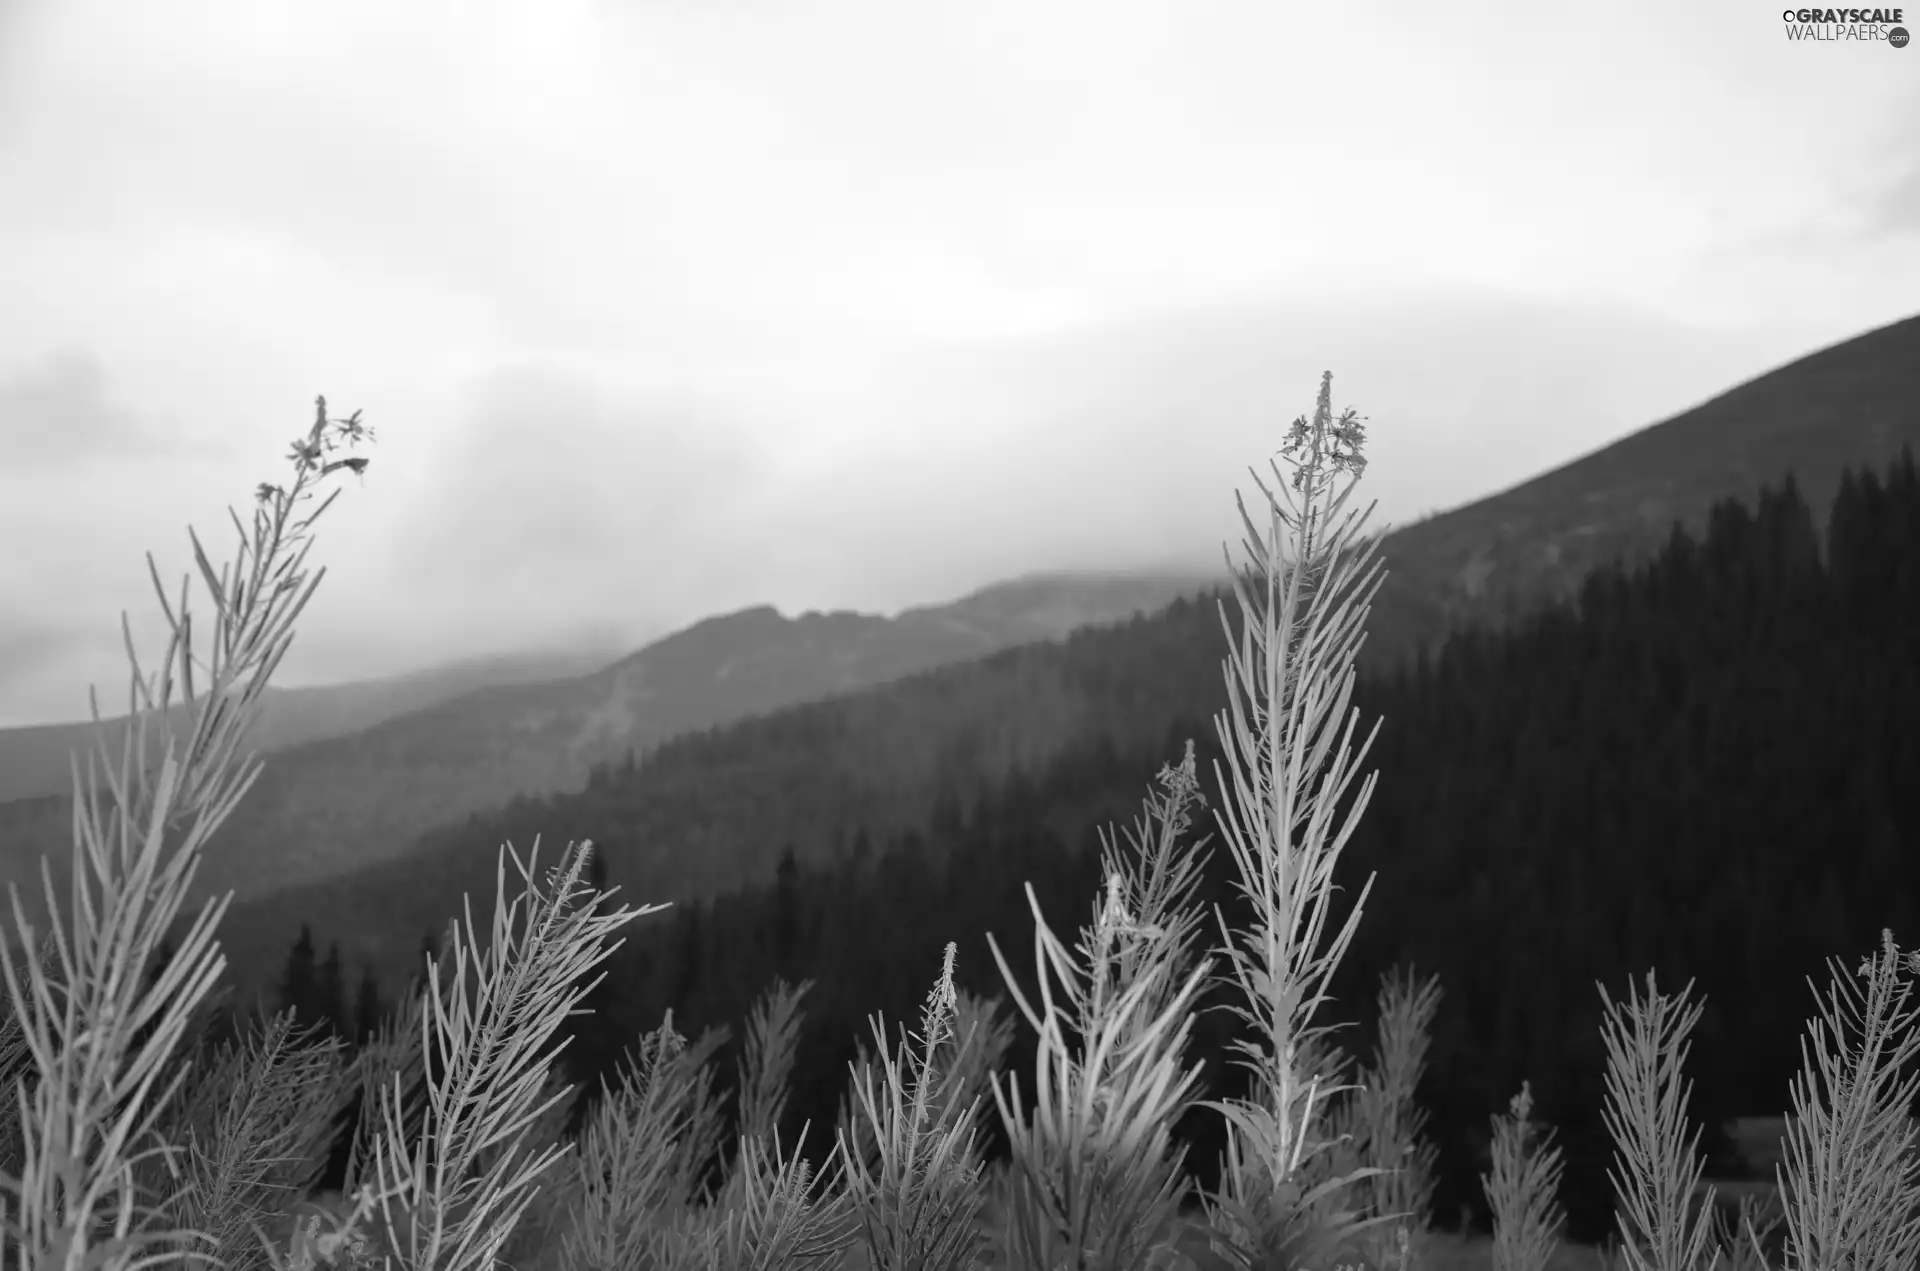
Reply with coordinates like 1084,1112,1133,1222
1358,313,1920,671
0,570,1220,914
212,596,1235,1004
190,311,1920,1002
0,644,623,804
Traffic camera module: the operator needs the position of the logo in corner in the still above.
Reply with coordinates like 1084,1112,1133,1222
1781,7,1910,42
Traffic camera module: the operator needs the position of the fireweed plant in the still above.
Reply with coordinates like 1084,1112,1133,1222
1185,372,1407,1271
4,379,1919,1271
1480,1083,1567,1271
984,743,1218,1271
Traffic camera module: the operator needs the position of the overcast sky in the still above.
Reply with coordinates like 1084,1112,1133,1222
0,0,1914,728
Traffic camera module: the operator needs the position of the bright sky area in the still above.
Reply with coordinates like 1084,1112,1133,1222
1,0,1915,726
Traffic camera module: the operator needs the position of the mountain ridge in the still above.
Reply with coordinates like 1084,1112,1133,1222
0,643,624,803
1358,311,1920,670
0,569,1223,910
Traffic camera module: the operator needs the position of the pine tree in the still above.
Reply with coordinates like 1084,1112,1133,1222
671,901,704,1020
584,843,607,898
317,942,347,1039
407,926,439,1002
773,843,800,971
352,964,383,1046
279,923,318,1027
564,844,619,1120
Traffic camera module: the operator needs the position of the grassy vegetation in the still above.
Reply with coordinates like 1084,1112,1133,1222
0,378,1912,1271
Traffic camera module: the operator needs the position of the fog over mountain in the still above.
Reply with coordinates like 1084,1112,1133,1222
1,0,1913,727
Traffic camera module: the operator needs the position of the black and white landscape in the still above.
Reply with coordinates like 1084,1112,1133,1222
1,0,1916,1259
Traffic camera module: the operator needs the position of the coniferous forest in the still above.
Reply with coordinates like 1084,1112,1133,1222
230,446,1918,1247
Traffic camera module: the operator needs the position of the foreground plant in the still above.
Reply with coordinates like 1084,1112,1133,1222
157,1010,352,1266
1190,371,1400,1269
554,1011,730,1269
691,979,855,1271
345,838,656,1271
1772,928,1920,1271
986,742,1217,1271
838,944,991,1271
0,399,374,1271
736,980,814,1151
1483,1082,1567,1271
1597,971,1718,1271
1590,932,1920,1271
838,987,1010,1195
1337,966,1444,1270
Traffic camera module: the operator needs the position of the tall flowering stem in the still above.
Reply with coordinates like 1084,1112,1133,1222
0,400,374,1271
1196,371,1396,1268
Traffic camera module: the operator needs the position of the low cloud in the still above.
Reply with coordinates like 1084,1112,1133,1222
341,361,780,664
0,287,1860,728
0,348,226,471
0,0,1911,727
1864,162,1920,241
